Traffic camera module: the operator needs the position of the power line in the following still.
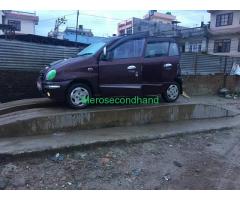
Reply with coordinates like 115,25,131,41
78,12,125,21
38,12,76,22
38,11,126,23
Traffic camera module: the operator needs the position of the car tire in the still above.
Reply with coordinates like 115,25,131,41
162,82,180,103
66,83,92,109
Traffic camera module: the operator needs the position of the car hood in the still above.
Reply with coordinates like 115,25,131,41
48,56,92,70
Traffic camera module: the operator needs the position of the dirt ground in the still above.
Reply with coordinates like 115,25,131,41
1,126,240,190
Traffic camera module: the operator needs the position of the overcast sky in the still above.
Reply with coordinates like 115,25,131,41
35,10,210,37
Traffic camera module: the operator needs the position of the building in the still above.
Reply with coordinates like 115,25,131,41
158,25,209,53
62,26,105,45
117,10,180,36
0,10,39,35
63,26,94,38
157,11,240,57
179,27,209,53
0,11,2,25
143,10,176,24
207,10,240,57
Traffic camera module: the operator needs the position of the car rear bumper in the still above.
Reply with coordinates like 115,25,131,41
37,79,71,101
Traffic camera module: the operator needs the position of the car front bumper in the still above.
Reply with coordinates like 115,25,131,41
37,79,71,101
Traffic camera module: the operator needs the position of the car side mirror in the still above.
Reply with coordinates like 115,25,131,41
103,46,107,56
101,47,112,61
100,47,108,61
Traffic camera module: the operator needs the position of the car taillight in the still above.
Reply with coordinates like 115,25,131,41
177,64,181,76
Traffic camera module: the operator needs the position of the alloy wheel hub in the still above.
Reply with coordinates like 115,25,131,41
167,85,179,100
70,87,89,106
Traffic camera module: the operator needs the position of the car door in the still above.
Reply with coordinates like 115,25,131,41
99,38,145,97
141,39,179,95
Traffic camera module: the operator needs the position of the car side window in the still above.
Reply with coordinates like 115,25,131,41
145,42,169,58
169,43,179,56
112,39,145,59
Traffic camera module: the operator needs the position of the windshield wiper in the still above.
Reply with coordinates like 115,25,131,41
78,53,93,56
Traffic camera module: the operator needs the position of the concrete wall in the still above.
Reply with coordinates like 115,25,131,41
0,69,237,103
0,69,41,103
183,74,236,96
0,103,235,138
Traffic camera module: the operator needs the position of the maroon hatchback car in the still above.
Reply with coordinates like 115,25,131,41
37,32,182,108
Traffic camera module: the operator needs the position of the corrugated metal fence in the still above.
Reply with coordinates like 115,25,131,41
0,39,240,74
180,52,240,75
0,39,83,70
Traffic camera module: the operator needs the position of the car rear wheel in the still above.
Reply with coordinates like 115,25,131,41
66,83,92,109
162,83,180,103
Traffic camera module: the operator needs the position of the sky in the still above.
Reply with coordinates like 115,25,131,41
35,10,210,37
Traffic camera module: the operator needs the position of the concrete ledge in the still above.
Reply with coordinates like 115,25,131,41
0,103,237,138
0,115,240,156
0,98,53,115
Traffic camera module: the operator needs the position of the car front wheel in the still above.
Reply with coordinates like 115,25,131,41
162,83,180,103
66,83,92,109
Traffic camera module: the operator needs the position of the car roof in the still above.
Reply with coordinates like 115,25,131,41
107,32,177,51
106,32,176,42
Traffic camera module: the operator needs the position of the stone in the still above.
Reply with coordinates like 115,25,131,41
1,163,17,177
0,177,8,189
12,175,26,187
73,152,87,160
163,173,171,181
132,169,142,177
100,157,110,165
49,153,64,161
195,169,201,173
173,161,183,168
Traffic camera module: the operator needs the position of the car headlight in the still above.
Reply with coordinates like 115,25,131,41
46,69,57,81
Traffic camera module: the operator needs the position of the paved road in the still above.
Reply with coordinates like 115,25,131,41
1,127,240,189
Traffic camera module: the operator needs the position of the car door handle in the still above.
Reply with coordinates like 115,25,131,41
164,63,173,68
88,67,94,72
127,65,136,70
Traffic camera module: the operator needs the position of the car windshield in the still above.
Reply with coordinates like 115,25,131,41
77,42,106,56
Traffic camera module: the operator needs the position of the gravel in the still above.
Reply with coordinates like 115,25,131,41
1,127,240,189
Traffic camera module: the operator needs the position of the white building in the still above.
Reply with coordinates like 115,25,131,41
165,11,240,57
0,10,39,35
0,11,3,35
208,10,240,57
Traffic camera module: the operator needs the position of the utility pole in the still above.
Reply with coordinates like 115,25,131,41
75,10,79,42
51,16,66,39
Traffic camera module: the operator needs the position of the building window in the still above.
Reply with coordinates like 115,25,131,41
189,42,202,53
216,13,233,27
119,29,125,36
214,39,231,53
126,27,132,35
145,42,169,57
8,20,21,31
112,39,145,59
